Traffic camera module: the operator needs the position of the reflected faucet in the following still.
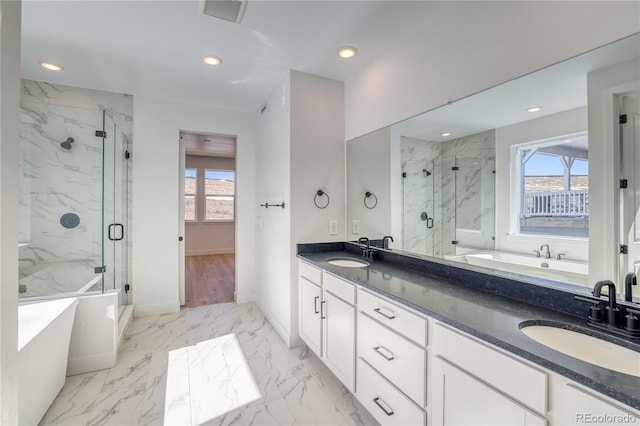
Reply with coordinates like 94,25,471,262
624,272,637,302
592,280,619,325
540,244,551,259
382,235,394,250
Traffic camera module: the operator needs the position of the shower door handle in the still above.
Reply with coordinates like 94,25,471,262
108,224,124,241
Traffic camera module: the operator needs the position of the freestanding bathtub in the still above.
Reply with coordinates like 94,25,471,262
18,298,79,425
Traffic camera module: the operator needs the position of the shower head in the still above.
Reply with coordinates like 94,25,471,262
423,169,432,177
60,137,74,150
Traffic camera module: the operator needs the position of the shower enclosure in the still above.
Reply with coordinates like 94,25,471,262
18,107,130,312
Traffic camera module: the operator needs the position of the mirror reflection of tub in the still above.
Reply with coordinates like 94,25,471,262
450,251,589,286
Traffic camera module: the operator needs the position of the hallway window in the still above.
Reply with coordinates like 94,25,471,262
205,169,235,221
185,168,197,221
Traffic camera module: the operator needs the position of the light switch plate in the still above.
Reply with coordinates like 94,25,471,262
352,220,360,234
329,220,338,235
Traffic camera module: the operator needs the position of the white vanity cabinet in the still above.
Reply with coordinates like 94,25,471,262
297,261,356,391
553,383,640,426
431,323,547,426
356,288,427,425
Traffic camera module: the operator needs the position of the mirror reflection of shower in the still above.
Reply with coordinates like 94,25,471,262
60,137,74,150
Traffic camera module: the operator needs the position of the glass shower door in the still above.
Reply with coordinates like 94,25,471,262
402,161,435,256
101,112,129,309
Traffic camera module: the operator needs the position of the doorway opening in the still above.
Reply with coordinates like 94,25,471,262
180,131,237,307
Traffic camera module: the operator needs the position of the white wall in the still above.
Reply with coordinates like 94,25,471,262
132,97,256,316
290,70,345,341
255,75,292,342
0,1,21,422
345,1,640,139
495,107,588,261
185,155,235,256
255,70,344,346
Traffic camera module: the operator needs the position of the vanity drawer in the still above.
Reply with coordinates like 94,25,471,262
323,272,355,305
358,289,426,346
433,323,547,414
298,260,322,285
358,312,426,407
356,358,425,426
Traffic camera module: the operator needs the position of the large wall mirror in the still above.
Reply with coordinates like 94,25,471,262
347,33,640,302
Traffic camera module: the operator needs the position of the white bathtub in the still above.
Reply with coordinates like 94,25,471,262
461,251,589,287
18,298,79,425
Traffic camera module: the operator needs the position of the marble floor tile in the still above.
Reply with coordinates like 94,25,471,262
42,301,378,426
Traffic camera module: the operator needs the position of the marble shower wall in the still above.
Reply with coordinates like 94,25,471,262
400,130,495,257
18,80,133,295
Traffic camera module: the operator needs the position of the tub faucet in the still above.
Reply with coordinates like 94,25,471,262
540,244,551,258
593,280,619,325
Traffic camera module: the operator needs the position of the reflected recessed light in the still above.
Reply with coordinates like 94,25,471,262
203,56,222,66
527,106,542,113
441,132,451,137
39,61,63,71
338,46,357,59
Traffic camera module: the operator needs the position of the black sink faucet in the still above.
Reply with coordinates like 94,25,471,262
624,272,637,302
593,280,619,325
358,237,374,259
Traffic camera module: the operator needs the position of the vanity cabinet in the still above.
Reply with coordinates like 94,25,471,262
356,288,427,424
553,383,640,426
297,261,355,391
431,323,547,426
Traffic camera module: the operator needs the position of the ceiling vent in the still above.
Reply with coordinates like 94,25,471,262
202,0,247,23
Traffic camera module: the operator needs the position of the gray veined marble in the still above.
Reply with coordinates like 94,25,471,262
41,302,377,426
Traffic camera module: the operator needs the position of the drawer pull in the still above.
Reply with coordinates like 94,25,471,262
373,345,395,361
314,296,319,314
374,307,396,320
321,300,327,319
373,397,394,416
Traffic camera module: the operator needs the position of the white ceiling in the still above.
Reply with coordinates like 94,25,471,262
20,0,438,112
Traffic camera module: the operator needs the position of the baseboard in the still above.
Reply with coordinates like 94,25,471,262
254,298,298,349
67,352,117,376
134,301,180,317
185,248,235,256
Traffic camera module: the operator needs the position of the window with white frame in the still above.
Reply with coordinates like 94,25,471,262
185,168,197,221
515,132,588,238
204,169,235,221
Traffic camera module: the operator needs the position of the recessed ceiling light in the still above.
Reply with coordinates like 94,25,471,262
203,56,222,66
441,132,451,137
527,106,542,113
338,46,357,59
39,61,63,71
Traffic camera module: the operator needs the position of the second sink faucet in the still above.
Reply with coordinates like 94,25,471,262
382,235,394,250
540,244,551,259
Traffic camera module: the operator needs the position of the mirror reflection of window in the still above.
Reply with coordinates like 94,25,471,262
185,168,197,221
516,132,588,237
204,170,235,221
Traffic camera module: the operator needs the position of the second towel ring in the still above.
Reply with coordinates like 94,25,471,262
364,191,378,209
314,189,330,209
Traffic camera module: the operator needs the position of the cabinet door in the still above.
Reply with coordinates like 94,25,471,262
299,277,322,356
433,359,545,426
556,384,639,426
323,290,355,391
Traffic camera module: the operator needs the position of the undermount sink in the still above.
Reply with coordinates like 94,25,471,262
520,322,640,377
327,258,370,268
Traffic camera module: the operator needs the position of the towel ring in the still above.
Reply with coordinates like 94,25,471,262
364,191,378,209
314,189,330,209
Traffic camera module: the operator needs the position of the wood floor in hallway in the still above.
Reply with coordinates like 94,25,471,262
185,254,235,307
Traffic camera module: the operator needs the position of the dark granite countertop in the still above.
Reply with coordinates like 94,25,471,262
297,244,640,411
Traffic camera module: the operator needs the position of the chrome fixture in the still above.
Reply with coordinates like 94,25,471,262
533,249,541,258
60,137,74,150
539,244,551,259
382,235,394,250
556,253,565,260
